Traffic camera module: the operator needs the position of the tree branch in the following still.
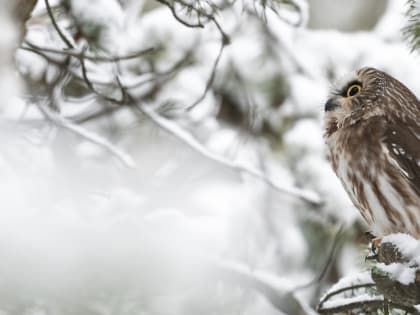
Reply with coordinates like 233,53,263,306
136,104,321,205
44,0,74,49
36,102,136,168
22,41,158,63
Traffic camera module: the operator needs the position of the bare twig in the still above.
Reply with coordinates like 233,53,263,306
293,225,344,292
36,102,136,168
71,106,123,124
44,0,74,49
155,0,230,43
123,49,193,89
21,41,192,94
136,104,321,205
264,0,306,27
155,0,204,28
79,50,125,104
22,41,157,62
186,40,225,110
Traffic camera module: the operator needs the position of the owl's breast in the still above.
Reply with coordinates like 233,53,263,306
326,125,420,237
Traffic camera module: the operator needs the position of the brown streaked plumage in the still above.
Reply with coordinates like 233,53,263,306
323,67,420,237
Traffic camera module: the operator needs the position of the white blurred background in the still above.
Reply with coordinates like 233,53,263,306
0,0,419,314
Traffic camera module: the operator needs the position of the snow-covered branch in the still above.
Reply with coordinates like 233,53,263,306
137,104,321,205
208,258,318,315
36,103,136,167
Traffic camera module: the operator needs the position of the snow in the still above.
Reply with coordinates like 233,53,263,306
376,262,417,285
322,294,383,309
4,0,420,314
284,119,324,154
382,233,420,263
321,271,374,298
288,74,328,116
319,271,382,312
68,0,124,50
0,2,20,109
69,0,124,27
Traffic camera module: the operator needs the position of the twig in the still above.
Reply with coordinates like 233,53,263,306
123,49,193,89
186,40,225,110
293,224,344,291
155,0,229,43
136,104,321,205
267,0,306,28
36,103,136,168
44,0,74,49
155,0,204,28
22,41,157,62
318,298,384,315
318,298,419,315
317,283,376,310
79,49,125,104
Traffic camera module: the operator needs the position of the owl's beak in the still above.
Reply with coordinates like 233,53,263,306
324,98,339,112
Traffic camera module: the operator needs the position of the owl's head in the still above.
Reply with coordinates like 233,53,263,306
323,67,392,137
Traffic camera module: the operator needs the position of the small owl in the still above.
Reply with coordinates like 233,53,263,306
323,67,420,237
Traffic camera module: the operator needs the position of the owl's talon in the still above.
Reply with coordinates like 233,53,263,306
365,231,376,241
365,253,378,261
371,238,382,253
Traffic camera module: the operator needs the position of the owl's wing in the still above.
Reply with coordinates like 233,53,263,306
383,121,420,196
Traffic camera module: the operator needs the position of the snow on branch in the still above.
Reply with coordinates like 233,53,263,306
318,234,420,315
207,258,317,315
137,104,321,205
22,41,158,63
21,0,321,206
36,103,136,168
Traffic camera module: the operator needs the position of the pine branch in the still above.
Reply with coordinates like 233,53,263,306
403,0,420,52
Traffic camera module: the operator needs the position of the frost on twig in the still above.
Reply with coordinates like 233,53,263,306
37,103,136,168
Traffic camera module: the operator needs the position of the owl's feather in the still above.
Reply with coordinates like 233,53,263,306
384,123,420,197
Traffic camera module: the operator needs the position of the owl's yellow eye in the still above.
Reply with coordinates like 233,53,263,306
346,84,362,97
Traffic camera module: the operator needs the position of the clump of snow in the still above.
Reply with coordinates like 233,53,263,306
376,262,417,285
382,233,420,264
321,294,383,310
322,271,374,297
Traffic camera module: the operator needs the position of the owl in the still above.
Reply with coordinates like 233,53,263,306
323,67,420,238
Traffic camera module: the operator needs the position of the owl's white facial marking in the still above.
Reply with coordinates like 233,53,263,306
323,67,385,137
329,71,359,97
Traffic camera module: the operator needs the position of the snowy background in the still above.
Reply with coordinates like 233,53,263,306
0,0,419,314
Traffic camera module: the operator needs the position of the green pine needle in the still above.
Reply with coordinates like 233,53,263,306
403,0,420,52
